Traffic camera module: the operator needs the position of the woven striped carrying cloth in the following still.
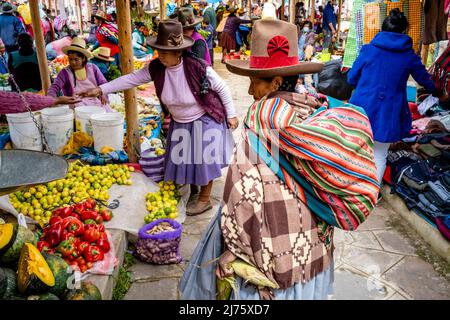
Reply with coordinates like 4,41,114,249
244,97,380,231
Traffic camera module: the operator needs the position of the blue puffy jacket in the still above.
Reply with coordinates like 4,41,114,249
348,32,436,143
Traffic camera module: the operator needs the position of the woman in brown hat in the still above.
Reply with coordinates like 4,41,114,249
91,10,120,66
172,7,211,65
81,20,238,216
180,19,379,300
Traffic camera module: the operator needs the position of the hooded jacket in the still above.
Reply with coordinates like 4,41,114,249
348,32,436,143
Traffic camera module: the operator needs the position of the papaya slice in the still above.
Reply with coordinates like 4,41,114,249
17,243,55,295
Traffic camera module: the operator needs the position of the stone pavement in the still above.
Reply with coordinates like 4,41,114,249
123,60,450,300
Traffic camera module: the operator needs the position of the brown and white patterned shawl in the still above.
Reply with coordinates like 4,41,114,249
221,138,334,290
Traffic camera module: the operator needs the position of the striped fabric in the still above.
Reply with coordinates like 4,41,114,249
244,98,379,231
98,22,119,41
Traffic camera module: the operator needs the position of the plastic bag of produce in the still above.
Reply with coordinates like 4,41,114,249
136,219,182,265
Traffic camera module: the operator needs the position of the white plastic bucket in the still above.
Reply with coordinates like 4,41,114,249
6,112,43,151
41,107,74,154
90,113,124,152
75,106,106,136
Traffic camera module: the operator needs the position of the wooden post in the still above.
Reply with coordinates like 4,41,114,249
159,0,165,18
30,0,51,93
103,0,107,12
248,0,251,16
116,0,140,163
76,0,83,33
336,0,342,41
136,0,144,20
421,44,429,65
310,0,314,22
87,0,92,20
55,0,59,15
289,0,295,24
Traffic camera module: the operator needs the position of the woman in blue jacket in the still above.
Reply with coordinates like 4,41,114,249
348,9,444,184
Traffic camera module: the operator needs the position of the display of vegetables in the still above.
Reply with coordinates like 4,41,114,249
144,181,180,224
8,162,133,226
38,199,112,273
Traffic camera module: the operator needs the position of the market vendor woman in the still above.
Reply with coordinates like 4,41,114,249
48,37,111,111
81,20,238,216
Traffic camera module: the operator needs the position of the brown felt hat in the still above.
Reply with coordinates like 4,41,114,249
147,20,194,51
226,19,323,77
93,10,109,21
174,7,202,29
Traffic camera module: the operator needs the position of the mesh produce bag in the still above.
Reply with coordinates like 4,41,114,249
136,219,183,265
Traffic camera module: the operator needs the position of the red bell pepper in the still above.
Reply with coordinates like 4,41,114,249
83,219,97,226
97,238,110,253
84,198,96,210
94,215,104,225
61,230,76,242
73,203,85,214
78,241,90,253
45,222,63,247
53,206,73,218
83,225,100,243
57,240,76,258
49,216,62,226
100,209,113,222
62,217,85,236
80,210,99,222
79,264,88,273
83,245,104,262
37,241,51,253
97,224,105,233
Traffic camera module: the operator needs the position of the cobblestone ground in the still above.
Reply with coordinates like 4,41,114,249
124,60,450,300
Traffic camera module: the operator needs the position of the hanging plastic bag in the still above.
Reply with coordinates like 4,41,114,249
317,59,354,100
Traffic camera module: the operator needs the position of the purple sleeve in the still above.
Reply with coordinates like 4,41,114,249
48,69,68,97
100,66,152,95
0,91,56,114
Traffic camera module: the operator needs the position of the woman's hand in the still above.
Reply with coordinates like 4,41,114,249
78,87,103,98
100,95,108,105
215,250,237,280
54,96,81,106
227,117,239,130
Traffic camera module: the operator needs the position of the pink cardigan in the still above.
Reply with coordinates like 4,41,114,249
0,91,56,114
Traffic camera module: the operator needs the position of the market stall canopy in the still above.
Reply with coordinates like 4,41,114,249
0,150,68,196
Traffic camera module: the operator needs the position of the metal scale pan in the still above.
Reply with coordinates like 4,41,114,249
0,150,68,196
